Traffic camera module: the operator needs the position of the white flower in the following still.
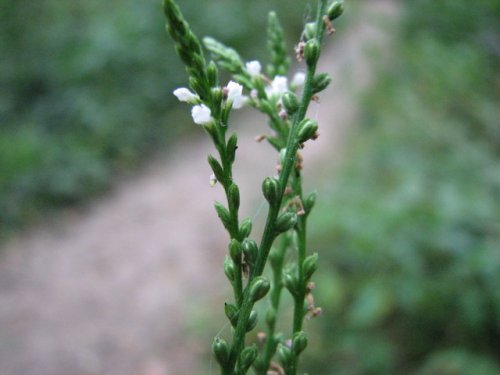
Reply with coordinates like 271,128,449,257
245,60,262,77
271,75,288,95
291,72,306,87
209,173,217,187
226,80,246,109
173,87,199,103
191,104,213,125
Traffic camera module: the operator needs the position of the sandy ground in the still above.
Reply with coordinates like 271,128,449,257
0,2,397,374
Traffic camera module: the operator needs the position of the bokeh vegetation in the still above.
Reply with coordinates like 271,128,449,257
0,0,306,234
308,0,500,374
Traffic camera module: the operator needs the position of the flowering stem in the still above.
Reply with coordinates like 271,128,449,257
163,0,344,373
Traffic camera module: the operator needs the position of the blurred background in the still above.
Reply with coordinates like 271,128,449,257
1,0,499,374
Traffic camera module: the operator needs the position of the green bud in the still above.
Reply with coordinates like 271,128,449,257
226,133,238,164
212,337,229,366
266,308,277,327
304,39,320,66
211,87,223,111
239,217,253,238
275,212,297,233
224,256,236,282
292,331,308,355
228,183,240,211
249,276,271,302
208,155,224,184
297,118,319,144
224,302,239,327
282,91,299,115
239,344,258,371
188,76,204,98
203,37,244,73
277,343,292,366
303,22,316,40
262,177,281,205
283,271,299,297
207,60,219,88
246,310,258,332
303,253,319,280
327,1,344,21
242,239,258,265
253,74,266,94
260,100,275,115
214,201,231,231
229,239,242,263
303,191,317,214
311,72,332,94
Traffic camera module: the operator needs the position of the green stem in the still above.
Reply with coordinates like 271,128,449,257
224,0,329,370
257,235,289,375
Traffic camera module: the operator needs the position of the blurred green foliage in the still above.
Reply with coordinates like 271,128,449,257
308,0,500,374
0,0,310,233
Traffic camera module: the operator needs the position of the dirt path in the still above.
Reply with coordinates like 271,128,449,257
0,3,398,375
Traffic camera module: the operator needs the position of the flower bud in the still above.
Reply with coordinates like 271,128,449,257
224,256,236,282
229,239,242,263
292,331,308,355
207,60,219,88
277,343,292,366
297,118,319,144
239,217,253,238
212,337,229,366
249,276,270,302
242,239,258,266
275,212,297,233
211,87,223,109
239,344,258,371
246,310,258,332
304,39,320,66
282,91,300,115
208,155,224,184
311,72,332,94
226,133,238,164
283,271,299,297
228,183,240,211
266,308,277,327
260,100,275,115
303,22,316,40
303,253,319,280
224,302,239,326
303,191,317,214
327,1,344,21
262,177,281,205
214,201,231,231
188,76,204,98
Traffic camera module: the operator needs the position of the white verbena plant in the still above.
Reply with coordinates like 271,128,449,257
163,1,344,374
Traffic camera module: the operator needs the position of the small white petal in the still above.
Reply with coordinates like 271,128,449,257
191,104,213,125
209,173,217,187
232,95,248,109
291,72,306,87
245,61,262,77
271,76,288,95
226,81,243,101
226,81,246,109
173,87,199,102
